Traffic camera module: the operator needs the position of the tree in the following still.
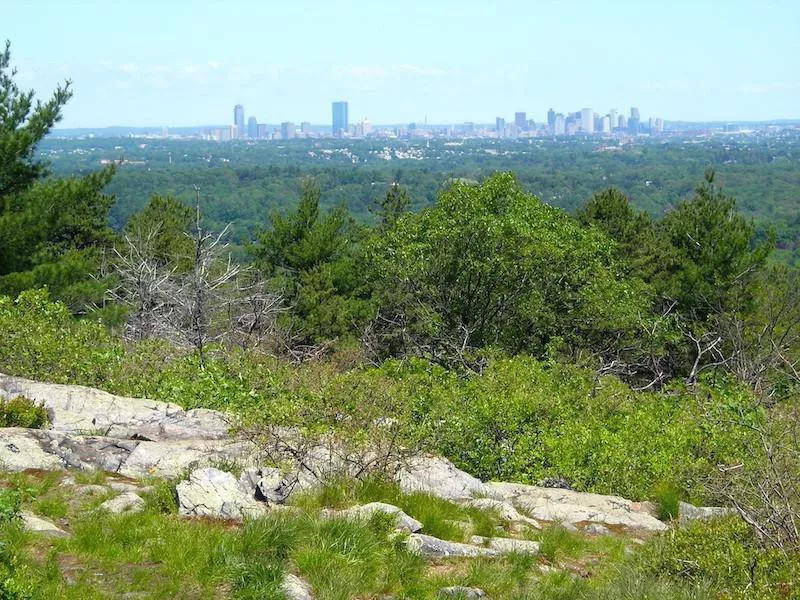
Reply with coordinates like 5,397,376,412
123,194,195,271
576,187,655,276
253,178,372,347
110,189,283,358
368,172,647,366
0,41,115,311
0,41,71,199
371,182,410,232
652,169,772,320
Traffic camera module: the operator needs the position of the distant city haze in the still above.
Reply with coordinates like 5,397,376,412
6,0,800,128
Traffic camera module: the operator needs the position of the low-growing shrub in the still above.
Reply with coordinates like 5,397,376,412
0,489,21,524
637,517,800,599
0,396,48,429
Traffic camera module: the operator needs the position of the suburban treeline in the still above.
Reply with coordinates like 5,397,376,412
41,133,800,266
3,40,800,597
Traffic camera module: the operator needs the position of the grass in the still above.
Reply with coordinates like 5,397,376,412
294,477,507,542
0,469,793,599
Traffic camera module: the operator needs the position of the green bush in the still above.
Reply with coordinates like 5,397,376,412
0,397,48,429
0,490,20,524
637,517,800,599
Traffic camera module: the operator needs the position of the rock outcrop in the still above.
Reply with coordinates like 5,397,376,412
0,374,733,538
325,502,423,533
0,373,231,440
176,467,268,520
398,455,487,500
98,491,145,514
486,481,668,532
407,533,501,558
19,511,71,538
0,427,254,478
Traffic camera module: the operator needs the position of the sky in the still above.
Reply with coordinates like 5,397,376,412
5,0,800,128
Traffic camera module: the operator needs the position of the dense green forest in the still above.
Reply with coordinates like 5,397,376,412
3,41,800,598
39,133,800,264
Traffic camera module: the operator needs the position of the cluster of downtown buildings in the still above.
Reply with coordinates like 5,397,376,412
203,102,665,141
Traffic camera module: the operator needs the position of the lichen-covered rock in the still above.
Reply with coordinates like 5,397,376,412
239,467,302,504
0,428,65,471
486,482,667,532
0,372,230,440
98,492,145,514
469,535,540,555
19,511,71,538
281,573,313,600
329,502,423,532
176,467,267,520
438,586,487,599
679,501,734,524
463,497,541,529
398,456,486,501
406,534,500,558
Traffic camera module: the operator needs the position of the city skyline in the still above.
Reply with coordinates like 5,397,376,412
202,101,665,141
5,0,799,128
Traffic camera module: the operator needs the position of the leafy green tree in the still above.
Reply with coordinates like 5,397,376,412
370,172,647,364
0,41,116,311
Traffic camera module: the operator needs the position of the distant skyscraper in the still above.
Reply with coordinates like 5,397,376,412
629,107,640,134
496,117,506,137
301,121,312,135
234,104,245,138
281,122,296,140
580,108,594,134
554,113,566,135
247,116,258,139
618,115,627,130
257,123,271,139
547,108,556,130
332,101,349,136
601,115,611,134
609,109,618,131
515,112,527,131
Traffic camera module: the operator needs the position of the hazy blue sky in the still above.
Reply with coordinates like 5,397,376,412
6,0,800,127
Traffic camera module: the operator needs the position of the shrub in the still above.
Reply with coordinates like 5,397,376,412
0,489,20,524
0,397,48,429
637,517,800,599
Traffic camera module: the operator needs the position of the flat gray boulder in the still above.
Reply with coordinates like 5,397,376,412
486,482,667,532
118,438,254,479
469,535,540,555
463,497,541,529
281,573,313,600
176,467,268,520
398,456,486,501
98,492,145,514
19,511,71,538
406,534,501,558
438,587,487,599
0,428,65,471
0,372,230,440
679,502,734,524
328,502,423,533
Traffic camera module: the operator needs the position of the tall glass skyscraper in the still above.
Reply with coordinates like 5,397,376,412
234,104,245,138
332,101,349,136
